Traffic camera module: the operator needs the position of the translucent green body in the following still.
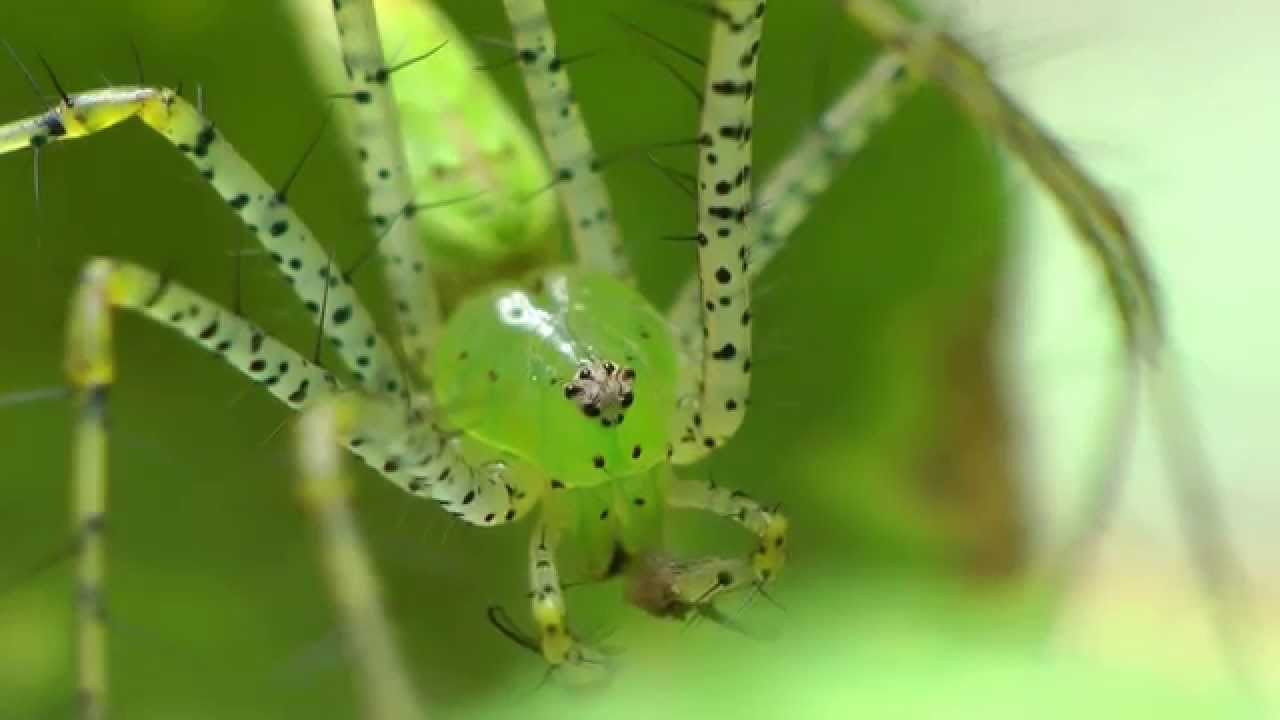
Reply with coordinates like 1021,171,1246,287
288,0,559,297
435,268,677,489
374,0,558,285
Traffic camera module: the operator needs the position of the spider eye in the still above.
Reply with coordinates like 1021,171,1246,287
564,384,582,398
583,404,602,418
620,367,636,382
602,361,616,374
578,368,592,380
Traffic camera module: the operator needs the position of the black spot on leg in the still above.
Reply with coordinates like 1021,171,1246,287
193,125,217,157
288,380,311,405
269,220,289,237
712,343,737,360
332,305,352,325
715,267,732,284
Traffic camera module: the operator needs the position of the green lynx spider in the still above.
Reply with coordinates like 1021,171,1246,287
0,0,1219,717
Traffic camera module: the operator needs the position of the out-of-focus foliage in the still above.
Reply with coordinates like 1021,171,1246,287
0,1,1254,718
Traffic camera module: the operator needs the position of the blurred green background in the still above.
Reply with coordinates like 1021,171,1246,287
0,1,1273,718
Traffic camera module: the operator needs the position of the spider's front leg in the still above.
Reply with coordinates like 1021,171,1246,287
666,477,788,593
669,0,767,462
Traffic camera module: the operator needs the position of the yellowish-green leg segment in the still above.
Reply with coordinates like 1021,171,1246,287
331,0,444,373
66,277,109,720
297,399,428,720
502,0,631,280
528,522,608,673
64,258,341,720
0,87,406,399
842,0,1162,353
669,51,917,421
56,254,542,716
666,477,788,593
840,0,1259,700
669,1,766,463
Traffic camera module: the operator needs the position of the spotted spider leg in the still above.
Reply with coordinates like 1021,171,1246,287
0,87,406,398
631,0,792,622
57,257,539,719
331,0,443,374
841,0,1162,354
665,477,788,591
838,0,1257,694
527,522,610,674
295,399,427,720
0,80,548,716
501,0,631,280
64,259,341,720
667,0,766,463
669,51,916,420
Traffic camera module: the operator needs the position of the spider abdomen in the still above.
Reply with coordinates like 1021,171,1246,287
435,268,677,488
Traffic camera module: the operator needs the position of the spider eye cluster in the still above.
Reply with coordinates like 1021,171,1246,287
563,359,636,427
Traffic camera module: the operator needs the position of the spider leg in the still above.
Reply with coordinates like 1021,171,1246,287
665,476,788,589
65,258,341,720
0,86,408,399
841,0,1259,699
667,1,767,463
526,521,611,678
668,51,916,451
296,399,427,720
344,400,545,528
331,0,444,374
841,0,1162,354
502,0,631,280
